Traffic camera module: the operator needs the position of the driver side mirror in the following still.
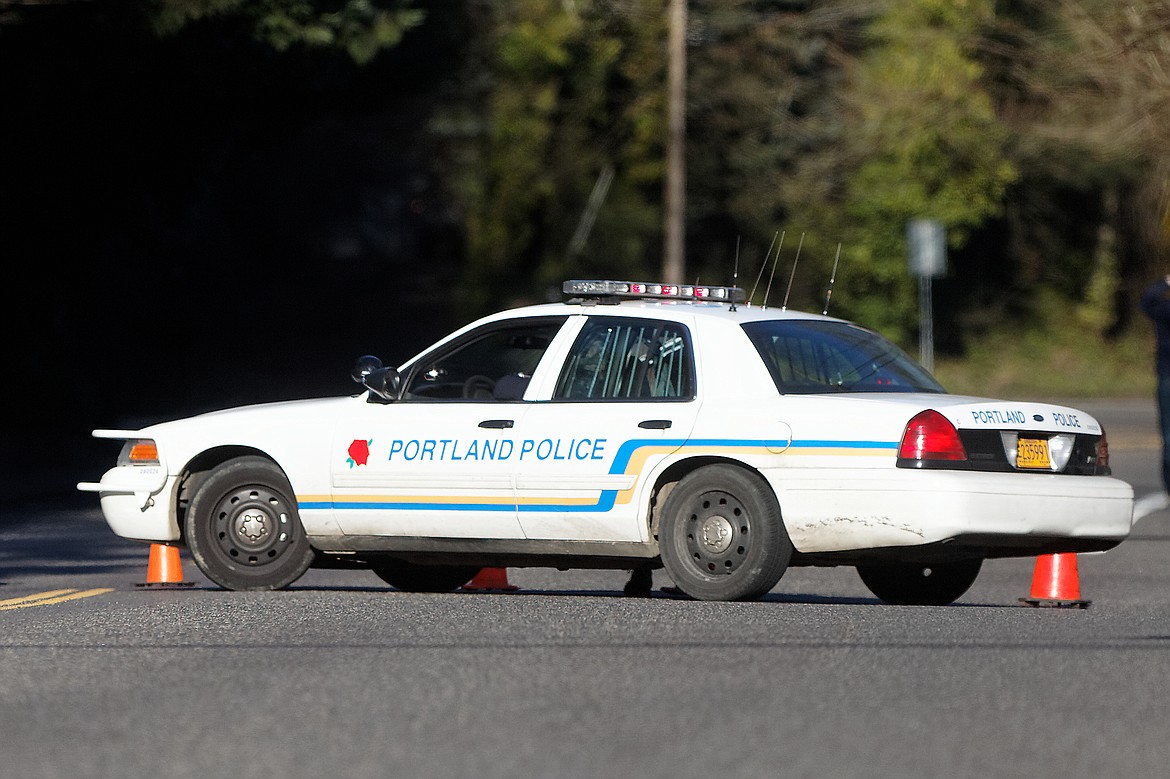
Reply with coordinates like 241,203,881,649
351,355,401,401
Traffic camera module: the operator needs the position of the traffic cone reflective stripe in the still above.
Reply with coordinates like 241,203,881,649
1019,553,1089,608
136,544,195,588
461,567,518,592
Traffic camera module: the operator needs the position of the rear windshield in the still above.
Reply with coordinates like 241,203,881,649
742,320,945,395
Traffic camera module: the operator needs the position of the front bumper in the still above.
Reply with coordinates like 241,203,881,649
77,466,181,543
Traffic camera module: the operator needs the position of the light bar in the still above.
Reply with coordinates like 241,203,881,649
563,279,745,303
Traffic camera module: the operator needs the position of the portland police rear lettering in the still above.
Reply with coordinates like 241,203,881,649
971,408,1026,425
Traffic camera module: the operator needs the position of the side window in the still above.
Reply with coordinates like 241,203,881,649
553,317,694,401
403,318,565,401
741,320,943,394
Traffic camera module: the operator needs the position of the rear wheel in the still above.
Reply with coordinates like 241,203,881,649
185,456,315,591
372,560,481,592
658,464,792,601
857,559,983,606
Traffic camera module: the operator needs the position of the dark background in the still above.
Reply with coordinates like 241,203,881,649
2,4,471,506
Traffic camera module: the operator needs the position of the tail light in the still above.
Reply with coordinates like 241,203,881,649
898,410,967,463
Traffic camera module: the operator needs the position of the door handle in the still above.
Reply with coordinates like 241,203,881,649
479,419,515,429
638,419,672,430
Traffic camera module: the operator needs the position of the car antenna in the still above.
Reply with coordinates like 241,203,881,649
760,231,787,309
822,242,842,315
730,236,740,312
748,231,781,307
780,232,805,310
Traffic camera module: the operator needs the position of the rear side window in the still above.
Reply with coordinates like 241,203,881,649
742,319,944,394
554,317,694,401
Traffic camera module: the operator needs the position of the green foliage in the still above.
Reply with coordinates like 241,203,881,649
149,0,423,64
684,2,868,293
933,289,1154,399
438,1,1026,340
148,0,243,35
817,0,1017,339
992,0,1170,303
448,0,667,313
443,1,876,313
1075,195,1122,335
59,0,1170,357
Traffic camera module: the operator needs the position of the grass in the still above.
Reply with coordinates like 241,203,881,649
930,321,1156,400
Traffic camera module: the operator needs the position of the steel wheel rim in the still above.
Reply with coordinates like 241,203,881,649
682,490,751,576
210,485,294,567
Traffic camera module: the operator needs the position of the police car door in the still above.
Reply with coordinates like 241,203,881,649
515,314,701,542
330,317,566,539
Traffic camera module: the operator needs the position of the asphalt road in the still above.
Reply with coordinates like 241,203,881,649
2,399,1168,779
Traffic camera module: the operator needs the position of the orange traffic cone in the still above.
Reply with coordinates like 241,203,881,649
461,567,519,592
136,544,195,588
1019,553,1089,608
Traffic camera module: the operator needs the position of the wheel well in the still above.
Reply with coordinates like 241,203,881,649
648,456,772,540
175,446,280,544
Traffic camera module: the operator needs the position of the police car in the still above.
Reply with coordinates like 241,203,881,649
78,279,1134,604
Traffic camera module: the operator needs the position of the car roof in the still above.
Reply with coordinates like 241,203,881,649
492,298,850,326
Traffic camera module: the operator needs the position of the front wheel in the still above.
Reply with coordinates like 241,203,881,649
856,559,983,606
185,457,315,591
658,464,792,601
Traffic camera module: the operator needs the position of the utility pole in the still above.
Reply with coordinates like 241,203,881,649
662,0,686,283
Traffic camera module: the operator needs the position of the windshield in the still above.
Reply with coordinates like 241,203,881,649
742,320,945,395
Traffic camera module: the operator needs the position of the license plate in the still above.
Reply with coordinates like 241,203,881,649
1016,437,1051,469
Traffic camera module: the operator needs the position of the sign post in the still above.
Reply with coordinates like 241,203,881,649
907,219,946,372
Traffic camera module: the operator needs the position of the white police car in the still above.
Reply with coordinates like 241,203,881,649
78,279,1134,603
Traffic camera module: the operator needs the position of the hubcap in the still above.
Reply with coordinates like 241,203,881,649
700,515,734,553
684,491,749,575
236,511,270,546
211,486,292,566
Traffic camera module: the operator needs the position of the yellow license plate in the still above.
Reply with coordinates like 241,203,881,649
1016,438,1051,469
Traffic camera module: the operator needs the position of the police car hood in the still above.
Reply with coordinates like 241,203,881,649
134,396,356,438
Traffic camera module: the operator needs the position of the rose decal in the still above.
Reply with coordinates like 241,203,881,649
347,439,372,468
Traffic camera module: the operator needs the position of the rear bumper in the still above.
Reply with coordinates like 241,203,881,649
770,468,1134,557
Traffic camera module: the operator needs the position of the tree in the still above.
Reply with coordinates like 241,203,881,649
445,1,873,312
800,0,1017,340
1020,0,1170,326
149,0,424,64
683,1,869,300
444,0,667,313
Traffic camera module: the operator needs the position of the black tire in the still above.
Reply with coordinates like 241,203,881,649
185,456,315,591
658,464,792,601
856,559,983,606
371,559,481,592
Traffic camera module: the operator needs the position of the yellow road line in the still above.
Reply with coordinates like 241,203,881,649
0,589,77,607
0,588,114,611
